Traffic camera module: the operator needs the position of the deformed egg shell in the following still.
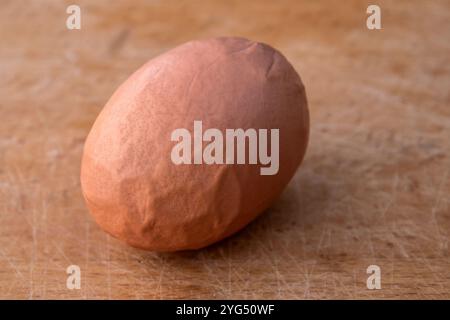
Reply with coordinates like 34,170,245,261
80,37,309,251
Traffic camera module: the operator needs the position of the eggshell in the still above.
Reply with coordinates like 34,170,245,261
80,37,309,251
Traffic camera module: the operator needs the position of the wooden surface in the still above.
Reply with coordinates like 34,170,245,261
1,0,449,299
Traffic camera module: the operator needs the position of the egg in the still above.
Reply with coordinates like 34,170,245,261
80,37,309,251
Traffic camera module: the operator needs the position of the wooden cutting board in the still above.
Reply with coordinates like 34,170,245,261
0,0,449,299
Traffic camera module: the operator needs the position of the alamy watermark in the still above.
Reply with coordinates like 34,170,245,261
171,121,279,175
66,5,81,30
66,264,81,289
366,265,381,289
366,5,381,30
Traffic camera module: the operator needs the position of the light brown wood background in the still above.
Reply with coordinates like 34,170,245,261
0,0,449,299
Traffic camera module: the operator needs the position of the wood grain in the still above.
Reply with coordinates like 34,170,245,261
0,0,449,299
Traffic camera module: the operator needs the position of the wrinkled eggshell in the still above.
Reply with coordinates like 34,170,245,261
80,37,309,251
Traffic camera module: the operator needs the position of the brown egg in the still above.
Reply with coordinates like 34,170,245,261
81,37,309,251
